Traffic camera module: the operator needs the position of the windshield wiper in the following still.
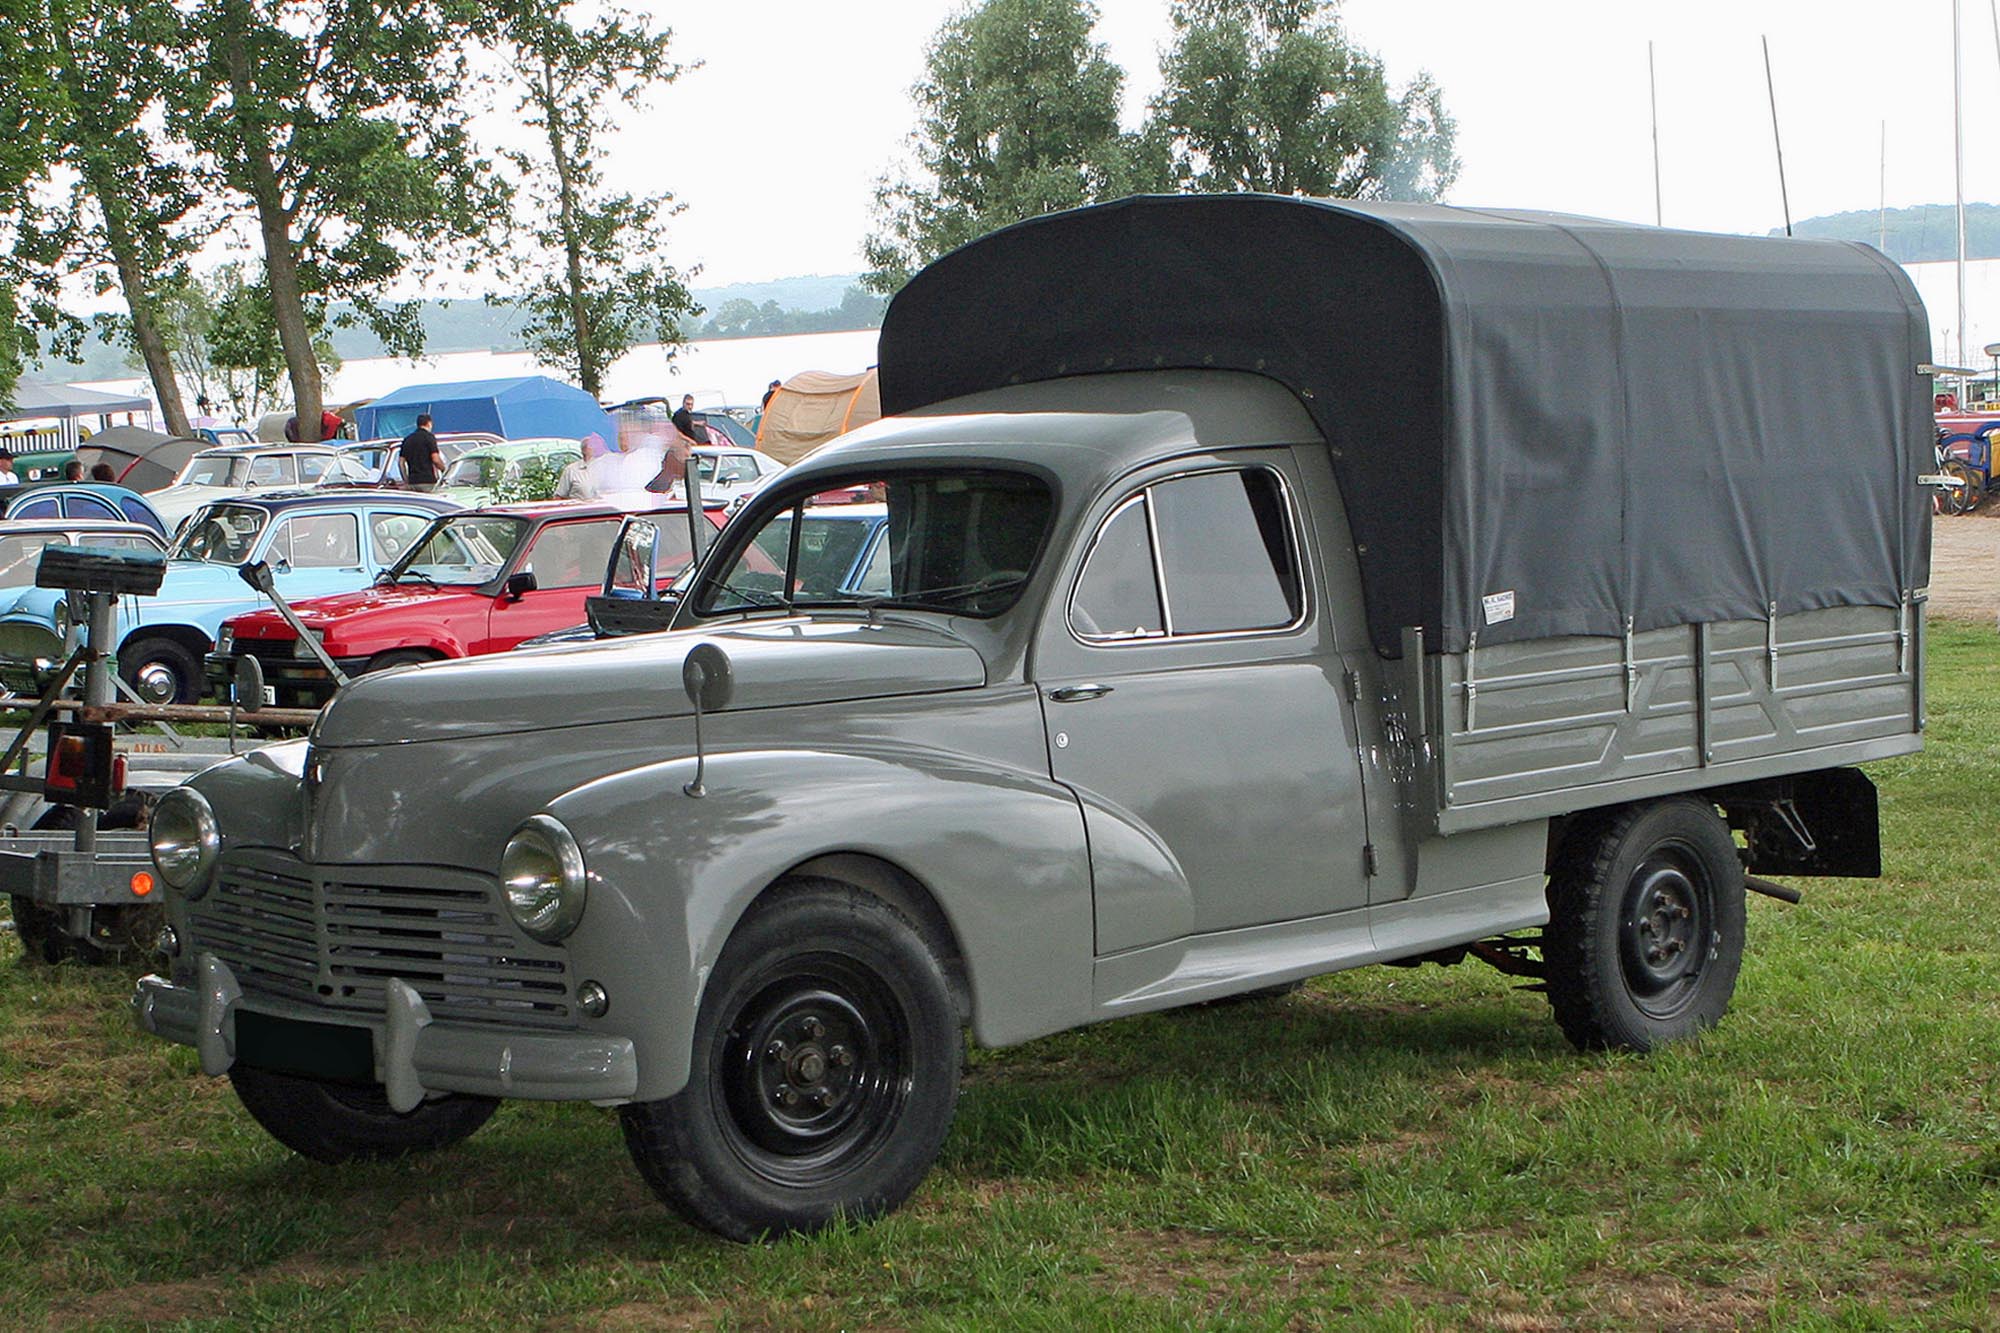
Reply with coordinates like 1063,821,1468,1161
855,572,1028,613
379,567,436,588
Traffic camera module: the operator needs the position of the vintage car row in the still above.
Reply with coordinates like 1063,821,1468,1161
205,499,727,707
132,196,1931,1242
0,490,459,704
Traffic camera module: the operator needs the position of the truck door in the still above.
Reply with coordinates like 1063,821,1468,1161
1035,452,1373,955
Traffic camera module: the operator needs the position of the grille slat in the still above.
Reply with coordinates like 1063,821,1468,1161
195,851,573,1028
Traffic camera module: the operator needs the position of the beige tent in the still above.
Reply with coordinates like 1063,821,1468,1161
754,368,880,466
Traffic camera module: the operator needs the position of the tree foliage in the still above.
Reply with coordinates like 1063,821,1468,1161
863,0,1147,293
158,263,340,423
1147,0,1457,200
169,0,501,439
497,0,698,399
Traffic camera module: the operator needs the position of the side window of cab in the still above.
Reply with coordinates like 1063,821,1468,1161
1069,466,1304,643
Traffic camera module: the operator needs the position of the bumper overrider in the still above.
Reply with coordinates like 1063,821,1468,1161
131,784,637,1110
133,955,637,1111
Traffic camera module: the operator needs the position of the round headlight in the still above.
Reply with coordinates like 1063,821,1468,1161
150,787,219,896
500,814,586,943
52,600,69,640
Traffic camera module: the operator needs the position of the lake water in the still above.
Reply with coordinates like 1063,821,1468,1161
75,326,883,420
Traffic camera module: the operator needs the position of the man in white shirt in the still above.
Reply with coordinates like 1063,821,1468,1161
0,451,21,486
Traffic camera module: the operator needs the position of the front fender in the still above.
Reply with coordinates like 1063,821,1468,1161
547,746,1093,1102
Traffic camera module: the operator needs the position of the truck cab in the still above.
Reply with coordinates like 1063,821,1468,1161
131,194,1931,1243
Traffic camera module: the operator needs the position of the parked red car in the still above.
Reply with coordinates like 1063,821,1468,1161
206,499,727,705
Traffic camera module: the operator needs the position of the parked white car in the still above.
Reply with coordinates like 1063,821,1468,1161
144,445,373,532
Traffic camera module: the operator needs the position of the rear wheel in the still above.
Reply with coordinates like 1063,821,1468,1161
227,1066,498,1163
1544,798,1746,1052
619,881,962,1240
119,636,200,705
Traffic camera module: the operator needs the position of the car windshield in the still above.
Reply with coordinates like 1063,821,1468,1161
696,471,1053,618
176,455,245,488
171,504,268,563
441,454,510,488
388,514,528,585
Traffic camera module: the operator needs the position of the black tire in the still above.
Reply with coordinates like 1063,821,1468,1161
227,1066,499,1164
22,801,160,966
1938,459,1982,515
619,880,963,1241
8,894,68,964
1544,798,1746,1052
364,649,437,674
119,635,201,705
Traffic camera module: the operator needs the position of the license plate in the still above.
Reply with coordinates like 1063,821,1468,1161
233,1010,374,1082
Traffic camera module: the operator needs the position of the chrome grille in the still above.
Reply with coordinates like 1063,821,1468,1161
195,850,573,1028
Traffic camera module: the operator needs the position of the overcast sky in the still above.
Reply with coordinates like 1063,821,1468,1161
612,1,2000,288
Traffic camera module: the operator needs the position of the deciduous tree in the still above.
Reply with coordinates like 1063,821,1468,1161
496,0,698,399
1147,0,1458,201
863,0,1150,294
171,0,500,440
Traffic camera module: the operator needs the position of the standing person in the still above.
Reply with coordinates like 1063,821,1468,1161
398,414,444,489
89,463,116,481
762,379,781,410
671,394,698,441
0,451,20,486
62,460,84,481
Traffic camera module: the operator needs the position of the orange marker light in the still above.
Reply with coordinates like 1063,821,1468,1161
130,871,155,897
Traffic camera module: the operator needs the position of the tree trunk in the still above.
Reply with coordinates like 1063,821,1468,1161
89,173,191,437
220,0,325,440
539,55,598,398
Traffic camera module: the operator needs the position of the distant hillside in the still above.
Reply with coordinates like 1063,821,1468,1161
1780,204,2000,262
37,273,878,380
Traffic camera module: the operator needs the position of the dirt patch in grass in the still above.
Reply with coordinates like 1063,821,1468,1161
539,1302,723,1333
53,1277,234,1329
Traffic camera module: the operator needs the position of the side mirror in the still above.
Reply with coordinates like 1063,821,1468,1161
233,653,266,710
504,569,537,601
682,641,733,711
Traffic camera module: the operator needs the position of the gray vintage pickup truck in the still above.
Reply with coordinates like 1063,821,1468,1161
133,196,1932,1240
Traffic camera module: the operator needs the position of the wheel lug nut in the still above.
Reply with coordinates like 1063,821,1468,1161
830,1044,852,1067
811,1089,831,1107
765,1041,788,1062
777,1085,798,1106
801,1017,825,1039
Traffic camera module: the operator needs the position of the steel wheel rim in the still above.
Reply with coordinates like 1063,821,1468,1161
134,660,180,703
1618,842,1714,1020
713,952,912,1187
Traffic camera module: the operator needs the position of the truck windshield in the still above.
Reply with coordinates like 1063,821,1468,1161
172,504,268,563
695,471,1052,618
386,514,528,586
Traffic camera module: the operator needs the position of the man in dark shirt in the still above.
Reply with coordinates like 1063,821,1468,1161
671,394,698,441
399,414,443,488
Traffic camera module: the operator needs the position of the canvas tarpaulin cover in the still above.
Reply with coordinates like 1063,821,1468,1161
876,194,1932,657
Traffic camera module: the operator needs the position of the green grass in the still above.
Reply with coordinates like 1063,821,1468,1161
4,625,1999,1330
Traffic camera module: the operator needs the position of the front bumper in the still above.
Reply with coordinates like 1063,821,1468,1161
203,651,363,706
133,953,639,1111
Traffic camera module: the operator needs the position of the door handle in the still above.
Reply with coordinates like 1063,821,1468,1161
1048,683,1113,702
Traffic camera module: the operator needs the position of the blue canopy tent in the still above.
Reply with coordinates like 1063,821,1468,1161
354,375,615,445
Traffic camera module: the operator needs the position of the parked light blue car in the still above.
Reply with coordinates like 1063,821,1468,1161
0,489,458,703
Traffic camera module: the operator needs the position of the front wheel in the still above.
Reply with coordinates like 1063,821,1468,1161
119,636,200,705
227,1066,498,1163
619,881,963,1241
1543,798,1746,1052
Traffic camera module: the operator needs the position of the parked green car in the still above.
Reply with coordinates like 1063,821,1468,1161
433,438,582,506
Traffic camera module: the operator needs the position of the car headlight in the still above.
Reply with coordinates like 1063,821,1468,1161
216,625,233,653
499,814,586,943
150,787,220,897
52,600,69,640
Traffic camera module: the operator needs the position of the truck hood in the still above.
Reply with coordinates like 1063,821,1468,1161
312,616,990,747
